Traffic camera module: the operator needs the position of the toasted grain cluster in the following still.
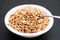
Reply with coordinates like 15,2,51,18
8,6,49,33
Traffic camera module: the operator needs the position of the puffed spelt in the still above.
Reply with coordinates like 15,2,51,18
8,6,49,33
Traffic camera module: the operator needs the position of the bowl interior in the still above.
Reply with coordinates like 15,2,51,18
4,4,54,37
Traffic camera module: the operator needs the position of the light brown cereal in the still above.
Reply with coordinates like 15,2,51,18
8,6,49,33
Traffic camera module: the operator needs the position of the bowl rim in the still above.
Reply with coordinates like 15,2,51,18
4,4,54,37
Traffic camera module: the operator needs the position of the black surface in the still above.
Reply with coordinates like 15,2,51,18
0,0,60,40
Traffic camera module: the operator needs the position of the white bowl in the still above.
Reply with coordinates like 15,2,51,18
4,4,54,38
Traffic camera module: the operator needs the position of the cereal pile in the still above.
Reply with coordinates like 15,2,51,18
8,6,49,33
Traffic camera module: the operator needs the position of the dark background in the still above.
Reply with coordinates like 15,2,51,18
0,0,60,40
